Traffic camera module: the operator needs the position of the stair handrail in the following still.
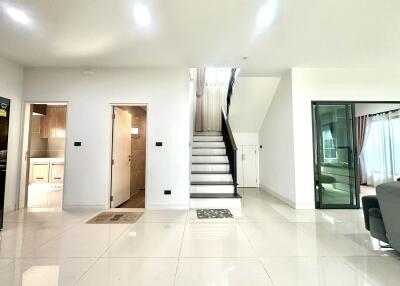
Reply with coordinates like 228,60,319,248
221,107,238,196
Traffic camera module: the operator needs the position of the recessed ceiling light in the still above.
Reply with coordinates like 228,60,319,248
2,3,32,26
256,0,277,31
134,3,151,27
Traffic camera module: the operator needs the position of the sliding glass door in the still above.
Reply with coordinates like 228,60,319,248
313,102,359,209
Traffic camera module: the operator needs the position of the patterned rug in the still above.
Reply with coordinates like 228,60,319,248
87,212,143,224
196,209,234,219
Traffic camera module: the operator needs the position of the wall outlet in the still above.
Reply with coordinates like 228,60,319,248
164,190,171,195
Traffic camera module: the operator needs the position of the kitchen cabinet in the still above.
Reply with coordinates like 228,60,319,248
30,163,49,183
40,106,66,139
50,163,64,183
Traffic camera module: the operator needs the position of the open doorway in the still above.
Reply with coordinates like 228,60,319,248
19,103,67,210
111,105,147,209
355,103,400,202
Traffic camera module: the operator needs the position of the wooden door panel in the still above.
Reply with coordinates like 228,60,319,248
111,107,132,207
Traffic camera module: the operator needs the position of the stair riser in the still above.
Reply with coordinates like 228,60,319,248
191,164,230,172
193,136,223,142
194,132,221,136
193,142,225,148
190,198,241,209
192,156,228,164
191,174,233,182
192,149,226,156
190,185,234,194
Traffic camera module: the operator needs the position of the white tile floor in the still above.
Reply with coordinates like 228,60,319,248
0,188,399,285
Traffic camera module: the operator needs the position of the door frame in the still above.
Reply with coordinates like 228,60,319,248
109,103,148,209
18,101,69,210
311,100,400,209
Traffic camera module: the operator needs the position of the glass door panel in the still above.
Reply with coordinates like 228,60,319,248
313,103,359,209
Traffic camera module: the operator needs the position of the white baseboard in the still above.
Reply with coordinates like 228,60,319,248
146,203,189,210
63,204,106,210
259,184,296,208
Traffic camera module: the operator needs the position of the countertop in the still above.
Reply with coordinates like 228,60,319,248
30,158,64,163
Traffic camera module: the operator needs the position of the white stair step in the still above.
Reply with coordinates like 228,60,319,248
191,164,230,172
192,156,229,164
192,148,226,156
191,173,233,182
194,132,221,136
193,141,225,148
193,136,223,142
190,184,234,194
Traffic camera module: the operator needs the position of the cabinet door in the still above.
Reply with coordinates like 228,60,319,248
40,115,49,138
236,146,244,187
50,163,64,183
243,146,258,187
31,163,49,183
56,107,66,138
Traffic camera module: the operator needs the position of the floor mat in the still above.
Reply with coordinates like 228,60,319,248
87,211,143,224
196,209,234,219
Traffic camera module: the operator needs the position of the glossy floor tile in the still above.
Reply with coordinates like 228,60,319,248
174,258,274,286
0,188,399,285
0,258,95,286
75,258,177,286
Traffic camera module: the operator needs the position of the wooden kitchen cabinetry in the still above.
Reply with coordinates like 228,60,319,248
50,163,64,183
40,106,66,138
30,163,50,183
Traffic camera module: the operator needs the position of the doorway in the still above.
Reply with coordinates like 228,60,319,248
20,103,67,210
111,105,147,209
312,101,400,209
312,102,358,209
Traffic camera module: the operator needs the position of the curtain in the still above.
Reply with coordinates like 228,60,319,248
356,116,372,184
202,68,230,131
195,68,206,132
363,111,400,186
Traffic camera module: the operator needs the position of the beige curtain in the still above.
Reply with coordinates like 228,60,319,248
195,68,206,132
202,68,230,131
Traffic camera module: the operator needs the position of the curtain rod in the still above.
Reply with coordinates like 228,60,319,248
368,108,400,117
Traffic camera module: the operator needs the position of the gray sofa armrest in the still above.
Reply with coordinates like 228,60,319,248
377,182,400,251
362,195,380,231
368,208,389,243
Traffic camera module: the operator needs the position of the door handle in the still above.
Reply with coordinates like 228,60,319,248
129,155,132,162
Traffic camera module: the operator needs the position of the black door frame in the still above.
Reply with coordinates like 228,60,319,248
312,100,400,209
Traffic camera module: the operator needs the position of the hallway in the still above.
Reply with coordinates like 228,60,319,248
0,188,398,285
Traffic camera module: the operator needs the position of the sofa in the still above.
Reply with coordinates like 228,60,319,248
362,181,400,251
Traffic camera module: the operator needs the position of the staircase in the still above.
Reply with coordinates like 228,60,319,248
190,131,241,208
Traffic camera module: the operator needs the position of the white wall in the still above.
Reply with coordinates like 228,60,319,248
355,103,400,117
291,68,400,208
23,68,190,209
229,77,280,132
258,72,297,207
0,56,23,212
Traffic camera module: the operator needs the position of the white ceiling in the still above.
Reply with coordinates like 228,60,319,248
229,76,280,132
0,0,399,75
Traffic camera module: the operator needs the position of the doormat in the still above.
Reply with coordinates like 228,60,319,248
196,209,234,219
87,212,143,224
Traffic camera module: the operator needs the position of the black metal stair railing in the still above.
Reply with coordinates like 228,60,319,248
221,107,238,196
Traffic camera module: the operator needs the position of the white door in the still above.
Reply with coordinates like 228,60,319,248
236,146,244,187
243,145,258,187
111,107,132,207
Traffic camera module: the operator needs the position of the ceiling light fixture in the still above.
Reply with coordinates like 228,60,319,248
256,0,277,31
134,3,151,27
2,3,32,26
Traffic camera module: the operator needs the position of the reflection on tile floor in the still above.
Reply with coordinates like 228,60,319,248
0,188,399,285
